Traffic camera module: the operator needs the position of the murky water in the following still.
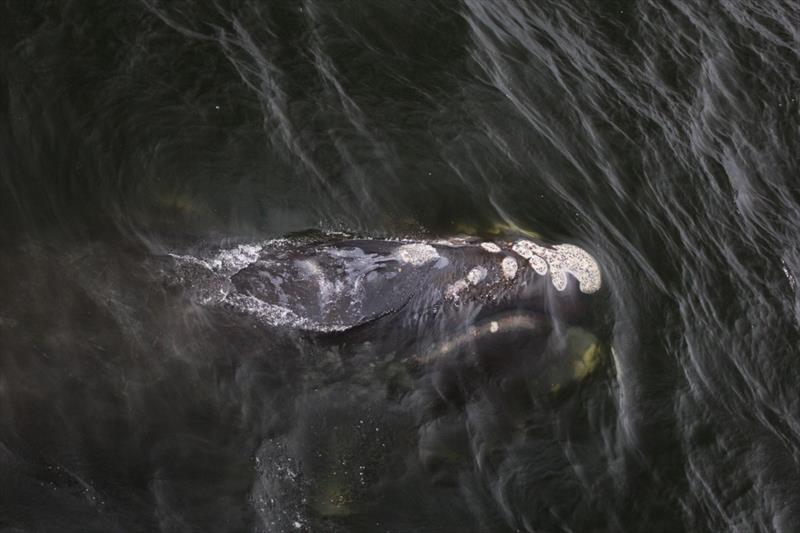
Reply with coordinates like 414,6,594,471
1,1,799,532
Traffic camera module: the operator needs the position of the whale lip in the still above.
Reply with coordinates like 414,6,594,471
407,310,552,366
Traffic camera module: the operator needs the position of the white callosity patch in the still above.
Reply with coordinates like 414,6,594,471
447,265,487,301
444,279,469,300
480,242,502,253
432,237,472,247
394,243,439,266
528,254,548,275
548,244,602,293
511,239,548,274
501,256,518,279
511,239,547,260
512,240,602,294
550,270,569,292
466,266,487,285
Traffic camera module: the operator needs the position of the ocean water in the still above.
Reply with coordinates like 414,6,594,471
1,1,798,531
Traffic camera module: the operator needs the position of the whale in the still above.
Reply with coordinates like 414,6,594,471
166,232,605,379
0,233,609,530
162,232,611,526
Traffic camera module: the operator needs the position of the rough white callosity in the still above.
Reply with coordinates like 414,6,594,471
547,244,602,293
480,242,502,253
501,256,518,280
511,240,548,274
466,266,487,285
445,264,491,301
528,255,548,275
445,279,469,300
511,239,546,260
512,240,602,294
395,243,439,266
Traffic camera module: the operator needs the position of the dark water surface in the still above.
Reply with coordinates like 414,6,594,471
2,1,799,531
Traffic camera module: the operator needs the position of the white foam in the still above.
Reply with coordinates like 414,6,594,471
224,293,309,328
211,243,264,274
783,261,796,291
169,243,264,276
224,293,352,332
